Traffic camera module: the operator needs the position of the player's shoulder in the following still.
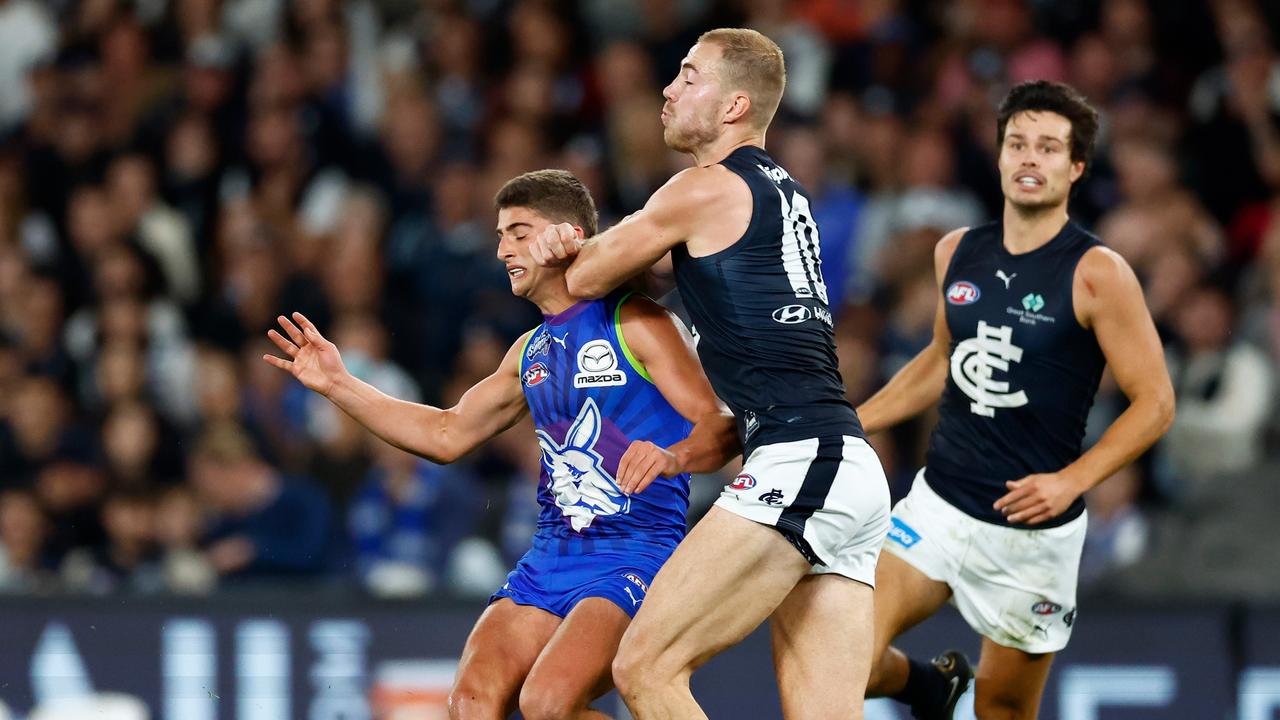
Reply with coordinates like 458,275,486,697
933,225,972,272
616,291,677,327
655,164,748,207
1075,245,1140,303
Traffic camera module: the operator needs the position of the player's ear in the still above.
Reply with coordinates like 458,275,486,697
724,92,751,125
572,225,585,241
1070,160,1085,183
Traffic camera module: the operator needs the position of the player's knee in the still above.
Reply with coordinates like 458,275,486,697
517,679,582,720
447,681,504,720
612,640,660,698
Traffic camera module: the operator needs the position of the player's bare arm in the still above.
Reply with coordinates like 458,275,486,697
856,227,968,435
614,295,740,495
995,247,1175,525
265,312,530,463
530,165,749,299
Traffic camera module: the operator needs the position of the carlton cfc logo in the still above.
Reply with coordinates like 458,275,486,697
729,474,757,491
947,281,980,305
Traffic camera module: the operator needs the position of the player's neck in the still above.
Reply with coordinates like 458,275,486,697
529,284,578,316
692,129,765,167
1001,202,1070,255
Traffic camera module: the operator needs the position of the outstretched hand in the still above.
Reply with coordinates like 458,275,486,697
530,222,583,267
262,312,348,397
617,440,680,495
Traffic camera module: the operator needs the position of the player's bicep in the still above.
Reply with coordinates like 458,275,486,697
1082,250,1171,401
442,334,531,453
929,229,964,355
619,297,727,422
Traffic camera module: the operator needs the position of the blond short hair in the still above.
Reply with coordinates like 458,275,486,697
698,28,786,130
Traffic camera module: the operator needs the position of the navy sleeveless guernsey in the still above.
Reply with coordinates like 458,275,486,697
925,220,1106,528
671,145,863,458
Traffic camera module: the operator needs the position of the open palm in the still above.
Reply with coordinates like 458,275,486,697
263,312,348,397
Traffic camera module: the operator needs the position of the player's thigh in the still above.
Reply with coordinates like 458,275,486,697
520,597,631,717
770,574,875,720
614,506,811,679
872,549,953,658
974,638,1054,720
451,599,560,716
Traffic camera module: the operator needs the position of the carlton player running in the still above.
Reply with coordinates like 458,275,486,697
264,170,738,720
857,81,1175,719
532,29,890,720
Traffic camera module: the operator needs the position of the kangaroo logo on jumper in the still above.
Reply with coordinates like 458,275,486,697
574,340,626,388
951,320,1029,417
996,270,1017,289
536,398,630,531
1021,293,1045,312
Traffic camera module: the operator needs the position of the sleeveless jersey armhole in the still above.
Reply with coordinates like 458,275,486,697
613,292,655,384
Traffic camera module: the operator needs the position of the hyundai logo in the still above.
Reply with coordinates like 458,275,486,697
772,305,812,324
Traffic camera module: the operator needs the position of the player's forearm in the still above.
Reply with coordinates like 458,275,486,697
669,411,741,474
856,347,949,434
564,241,631,299
325,373,461,463
1061,391,1175,493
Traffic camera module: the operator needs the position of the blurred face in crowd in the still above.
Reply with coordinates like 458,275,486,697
998,110,1084,213
495,206,568,303
0,491,46,567
1175,286,1233,353
662,42,730,154
156,487,202,548
102,495,155,549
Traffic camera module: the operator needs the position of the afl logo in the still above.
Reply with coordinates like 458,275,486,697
947,281,980,305
772,305,812,324
622,573,648,592
729,473,757,491
1031,601,1062,615
522,362,549,387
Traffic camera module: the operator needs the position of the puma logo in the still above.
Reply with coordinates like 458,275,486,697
551,332,568,349
996,270,1017,289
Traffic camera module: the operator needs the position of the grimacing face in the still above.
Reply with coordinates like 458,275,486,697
661,42,731,153
998,111,1085,213
495,206,567,300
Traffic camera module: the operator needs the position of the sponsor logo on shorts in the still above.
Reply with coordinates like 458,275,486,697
1032,601,1062,616
947,281,980,305
758,488,785,506
522,362,549,387
887,517,922,548
729,473,757,491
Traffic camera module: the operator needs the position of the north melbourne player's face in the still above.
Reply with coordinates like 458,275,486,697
496,206,565,301
661,43,728,153
998,111,1085,214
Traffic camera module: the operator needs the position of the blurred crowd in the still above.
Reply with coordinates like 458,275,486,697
0,0,1278,601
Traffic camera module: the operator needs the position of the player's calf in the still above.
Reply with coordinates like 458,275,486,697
890,650,972,720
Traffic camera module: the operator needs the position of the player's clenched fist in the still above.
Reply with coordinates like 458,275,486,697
530,222,583,266
617,440,680,495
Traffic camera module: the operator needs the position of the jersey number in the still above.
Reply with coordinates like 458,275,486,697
777,188,827,304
